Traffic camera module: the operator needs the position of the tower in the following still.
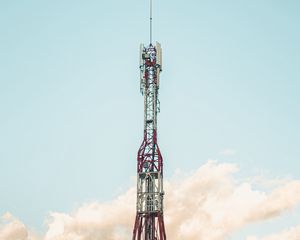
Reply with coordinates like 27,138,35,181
132,1,166,239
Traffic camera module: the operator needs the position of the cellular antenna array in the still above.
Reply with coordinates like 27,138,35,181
132,0,167,239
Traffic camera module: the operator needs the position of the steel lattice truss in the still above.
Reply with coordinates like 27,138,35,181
132,43,166,240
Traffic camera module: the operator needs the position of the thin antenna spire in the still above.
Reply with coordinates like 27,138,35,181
150,0,152,44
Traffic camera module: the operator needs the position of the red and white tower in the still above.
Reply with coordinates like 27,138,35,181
132,1,166,239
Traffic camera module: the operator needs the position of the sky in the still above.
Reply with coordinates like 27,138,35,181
0,0,300,239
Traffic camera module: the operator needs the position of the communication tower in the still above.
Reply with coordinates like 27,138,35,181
132,0,167,239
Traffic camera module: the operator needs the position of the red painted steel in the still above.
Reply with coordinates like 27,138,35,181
132,44,166,240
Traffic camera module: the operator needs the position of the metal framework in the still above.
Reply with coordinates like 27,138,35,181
132,41,166,240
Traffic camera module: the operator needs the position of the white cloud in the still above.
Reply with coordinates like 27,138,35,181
1,161,300,240
44,188,136,240
0,212,36,240
246,225,300,240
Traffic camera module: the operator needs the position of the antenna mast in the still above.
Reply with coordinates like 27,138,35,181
150,0,152,44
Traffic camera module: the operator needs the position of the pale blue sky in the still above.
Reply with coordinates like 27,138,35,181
0,0,299,238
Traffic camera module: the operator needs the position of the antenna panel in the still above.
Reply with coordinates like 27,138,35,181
156,42,162,70
140,44,145,94
140,44,144,66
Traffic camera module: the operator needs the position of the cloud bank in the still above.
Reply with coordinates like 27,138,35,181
0,212,37,240
247,225,300,240
1,161,300,240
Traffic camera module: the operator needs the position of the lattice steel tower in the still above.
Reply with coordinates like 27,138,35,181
132,0,166,239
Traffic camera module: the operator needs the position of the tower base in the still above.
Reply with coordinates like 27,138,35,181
133,212,166,240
